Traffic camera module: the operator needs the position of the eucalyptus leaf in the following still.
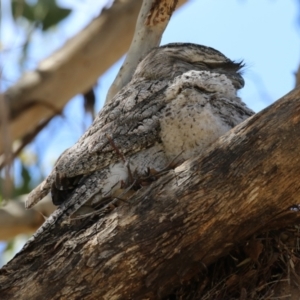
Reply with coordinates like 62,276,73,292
11,0,71,30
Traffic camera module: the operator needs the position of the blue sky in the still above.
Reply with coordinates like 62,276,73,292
1,0,300,180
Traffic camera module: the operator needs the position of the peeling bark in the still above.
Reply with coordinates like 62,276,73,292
1,88,300,299
106,0,179,103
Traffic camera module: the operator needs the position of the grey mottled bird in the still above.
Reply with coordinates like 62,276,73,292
24,43,254,247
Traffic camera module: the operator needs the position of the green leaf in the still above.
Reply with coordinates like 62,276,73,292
11,0,72,31
38,0,72,31
12,164,32,197
11,0,34,22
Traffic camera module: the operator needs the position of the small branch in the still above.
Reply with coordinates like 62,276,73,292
0,116,53,170
295,60,300,87
0,195,55,240
106,0,179,103
0,95,13,198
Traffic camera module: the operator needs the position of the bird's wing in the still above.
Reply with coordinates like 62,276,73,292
26,78,169,208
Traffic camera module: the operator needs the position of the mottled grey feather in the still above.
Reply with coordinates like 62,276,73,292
24,43,254,248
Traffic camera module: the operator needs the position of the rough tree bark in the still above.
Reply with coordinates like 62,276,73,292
0,86,300,299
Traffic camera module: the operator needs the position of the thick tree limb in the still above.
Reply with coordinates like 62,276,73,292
0,0,187,156
1,87,300,298
106,0,178,103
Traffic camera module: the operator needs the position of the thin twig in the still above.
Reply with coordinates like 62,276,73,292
0,94,13,199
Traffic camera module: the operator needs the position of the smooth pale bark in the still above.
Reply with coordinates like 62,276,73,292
1,88,300,299
0,0,187,156
106,0,179,103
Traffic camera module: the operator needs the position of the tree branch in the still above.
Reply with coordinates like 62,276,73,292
0,0,187,157
1,87,300,299
106,0,179,103
0,195,55,240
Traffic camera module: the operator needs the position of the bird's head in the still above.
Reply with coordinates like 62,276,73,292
133,43,244,90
